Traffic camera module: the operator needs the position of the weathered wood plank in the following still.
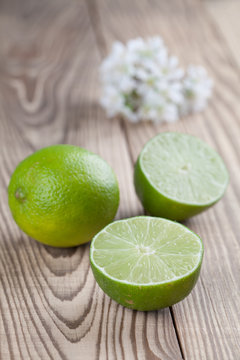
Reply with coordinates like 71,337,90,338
0,0,182,359
92,0,240,358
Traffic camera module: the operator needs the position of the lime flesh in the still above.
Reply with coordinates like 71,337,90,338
90,216,203,311
134,132,229,221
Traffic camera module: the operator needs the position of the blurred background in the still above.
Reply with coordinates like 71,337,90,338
1,0,239,218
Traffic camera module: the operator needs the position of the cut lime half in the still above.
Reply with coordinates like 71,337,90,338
90,216,203,311
134,132,229,221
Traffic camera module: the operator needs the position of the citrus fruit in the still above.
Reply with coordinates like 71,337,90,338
90,216,203,311
134,132,229,221
8,145,119,247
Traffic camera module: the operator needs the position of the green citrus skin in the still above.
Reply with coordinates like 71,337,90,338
134,132,229,221
91,258,201,311
8,145,119,247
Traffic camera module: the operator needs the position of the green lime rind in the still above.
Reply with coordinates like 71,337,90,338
90,216,204,311
91,261,201,311
8,145,119,247
134,132,229,221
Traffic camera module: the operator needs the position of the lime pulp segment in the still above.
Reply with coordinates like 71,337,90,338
140,132,228,205
91,217,203,286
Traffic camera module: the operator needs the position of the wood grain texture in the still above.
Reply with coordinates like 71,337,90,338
92,0,240,359
205,0,240,67
0,0,183,359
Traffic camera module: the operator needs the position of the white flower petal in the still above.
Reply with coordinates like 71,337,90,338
99,38,213,123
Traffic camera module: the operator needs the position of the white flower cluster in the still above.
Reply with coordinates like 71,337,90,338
100,37,213,123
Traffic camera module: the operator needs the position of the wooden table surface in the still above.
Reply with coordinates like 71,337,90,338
0,0,240,359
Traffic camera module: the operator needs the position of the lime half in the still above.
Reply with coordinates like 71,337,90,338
90,216,203,311
134,132,229,221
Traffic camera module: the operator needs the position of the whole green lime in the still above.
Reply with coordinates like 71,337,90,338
8,145,119,247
